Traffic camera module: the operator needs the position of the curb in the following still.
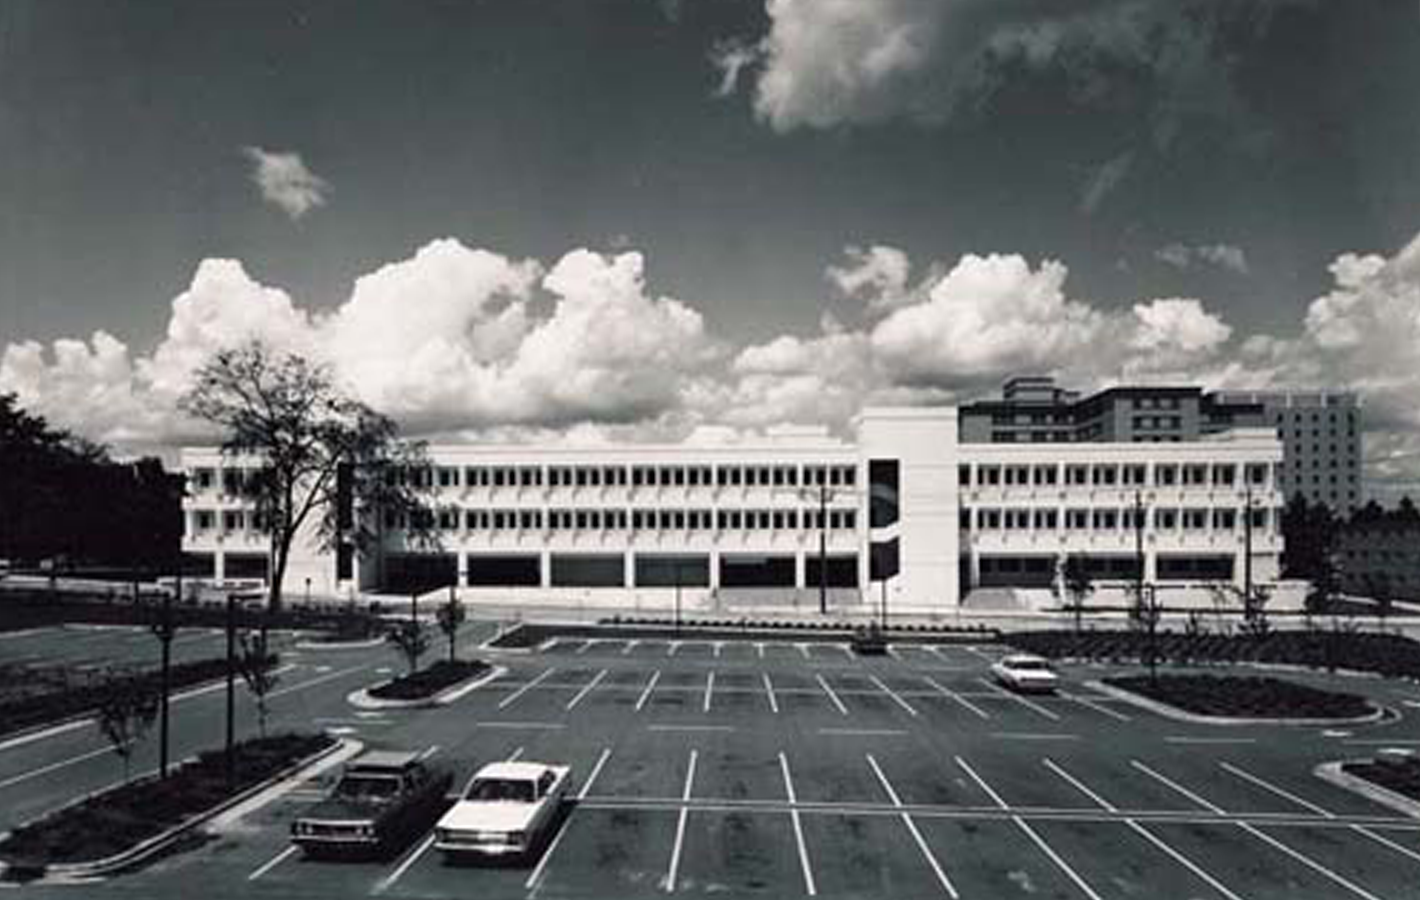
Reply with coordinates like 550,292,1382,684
1086,680,1388,727
294,637,387,652
0,736,355,884
482,620,998,652
347,664,505,710
1315,760,1420,820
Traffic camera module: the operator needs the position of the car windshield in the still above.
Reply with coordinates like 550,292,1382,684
465,777,536,803
335,774,402,800
1008,659,1051,671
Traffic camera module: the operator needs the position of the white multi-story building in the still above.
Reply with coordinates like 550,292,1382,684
181,406,1293,611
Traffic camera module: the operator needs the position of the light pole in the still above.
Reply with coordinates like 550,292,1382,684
674,559,683,636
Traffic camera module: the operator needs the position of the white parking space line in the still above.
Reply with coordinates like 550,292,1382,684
867,754,958,898
816,674,849,715
376,831,437,894
247,845,299,881
417,744,440,761
1043,758,1117,811
622,640,640,655
575,639,595,655
508,746,526,761
976,678,1061,721
869,674,919,717
647,724,735,733
1127,821,1246,900
703,671,716,713
779,752,818,896
1240,823,1385,900
922,676,990,720
819,728,908,737
1354,826,1420,865
525,814,570,893
474,721,565,730
714,641,723,659
763,673,780,714
955,755,1103,900
1165,737,1256,745
566,669,608,710
1131,760,1225,813
838,644,854,660
664,750,698,893
579,748,612,801
636,670,662,712
755,642,765,659
797,642,810,660
668,641,682,657
499,667,557,710
1219,762,1333,817
1063,693,1131,722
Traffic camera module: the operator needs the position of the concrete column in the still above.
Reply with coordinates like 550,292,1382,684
624,551,636,589
795,552,807,589
539,550,551,588
214,551,226,581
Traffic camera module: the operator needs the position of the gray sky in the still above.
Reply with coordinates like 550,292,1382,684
2,0,1419,494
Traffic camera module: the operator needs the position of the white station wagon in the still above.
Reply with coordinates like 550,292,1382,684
434,761,572,860
990,653,1060,693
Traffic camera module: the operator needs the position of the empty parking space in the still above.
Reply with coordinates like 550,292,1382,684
673,810,803,894
800,811,950,897
532,807,679,897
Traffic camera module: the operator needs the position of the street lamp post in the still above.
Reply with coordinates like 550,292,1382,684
674,560,683,637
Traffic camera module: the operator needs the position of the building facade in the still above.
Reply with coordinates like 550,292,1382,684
1212,390,1363,514
181,406,1290,610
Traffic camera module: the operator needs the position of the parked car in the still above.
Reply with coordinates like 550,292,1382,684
990,653,1060,693
434,761,572,862
291,751,452,859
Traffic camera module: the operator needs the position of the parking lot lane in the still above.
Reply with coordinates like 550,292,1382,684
783,748,886,806
1148,822,1379,900
912,816,1077,899
710,672,762,716
1041,752,1213,815
799,812,950,898
916,675,991,721
1248,823,1420,900
675,809,803,895
1030,818,1239,900
694,744,787,803
955,748,1098,812
531,807,679,899
589,732,697,800
864,743,999,809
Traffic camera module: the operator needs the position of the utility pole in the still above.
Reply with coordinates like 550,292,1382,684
818,483,828,616
674,560,683,636
1243,485,1254,612
152,565,176,778
225,591,236,791
1134,490,1147,627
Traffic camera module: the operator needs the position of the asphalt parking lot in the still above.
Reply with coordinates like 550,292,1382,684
10,625,1420,899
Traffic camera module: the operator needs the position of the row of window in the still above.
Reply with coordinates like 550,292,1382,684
964,506,1271,532
386,506,860,533
961,461,1269,488
431,463,859,490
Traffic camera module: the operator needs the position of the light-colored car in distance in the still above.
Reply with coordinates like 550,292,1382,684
990,653,1060,693
434,761,572,861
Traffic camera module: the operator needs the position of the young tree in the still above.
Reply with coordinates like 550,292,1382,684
96,677,161,783
235,631,280,738
181,342,439,614
389,619,431,675
436,590,467,665
1061,555,1093,634
1240,583,1273,637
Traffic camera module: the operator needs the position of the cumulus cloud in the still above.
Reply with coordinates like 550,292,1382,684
826,244,918,311
1155,242,1250,274
8,229,1420,497
242,146,330,219
722,0,1302,143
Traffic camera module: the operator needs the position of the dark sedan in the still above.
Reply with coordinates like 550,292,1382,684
291,751,452,859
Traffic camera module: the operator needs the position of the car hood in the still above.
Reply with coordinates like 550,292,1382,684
298,797,390,823
1008,670,1058,680
437,801,539,833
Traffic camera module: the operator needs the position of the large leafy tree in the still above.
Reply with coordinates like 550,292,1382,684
181,341,438,613
0,394,181,569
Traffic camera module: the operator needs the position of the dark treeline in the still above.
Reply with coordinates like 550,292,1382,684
0,394,182,572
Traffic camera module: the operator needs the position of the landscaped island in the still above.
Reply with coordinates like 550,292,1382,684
0,732,333,873
1104,673,1374,720
1342,755,1420,802
368,659,489,701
